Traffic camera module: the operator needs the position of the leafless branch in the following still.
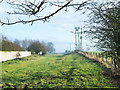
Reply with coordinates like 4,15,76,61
1,1,72,25
0,0,3,3
0,0,92,25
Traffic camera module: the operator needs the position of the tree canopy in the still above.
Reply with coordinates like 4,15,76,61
27,40,47,55
47,42,55,53
2,38,24,51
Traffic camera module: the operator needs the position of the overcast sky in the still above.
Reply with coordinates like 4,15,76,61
1,0,110,53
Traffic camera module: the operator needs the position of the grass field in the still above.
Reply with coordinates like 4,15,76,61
1,53,117,88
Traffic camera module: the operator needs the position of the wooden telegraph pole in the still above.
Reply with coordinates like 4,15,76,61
74,27,80,50
74,27,83,51
75,30,77,50
80,27,82,51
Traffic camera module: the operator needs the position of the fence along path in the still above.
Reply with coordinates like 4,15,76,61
78,51,119,75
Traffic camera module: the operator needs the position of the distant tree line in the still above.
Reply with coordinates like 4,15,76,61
1,36,55,55
2,36,24,51
18,38,55,55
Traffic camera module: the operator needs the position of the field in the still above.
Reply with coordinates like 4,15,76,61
1,53,117,88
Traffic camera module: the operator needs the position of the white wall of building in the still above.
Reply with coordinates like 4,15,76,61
0,51,31,62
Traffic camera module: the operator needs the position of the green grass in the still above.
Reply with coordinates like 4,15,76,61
1,53,117,88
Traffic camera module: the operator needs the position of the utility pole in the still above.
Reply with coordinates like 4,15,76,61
70,27,83,51
75,30,77,50
80,27,82,51
78,30,80,50
74,27,80,50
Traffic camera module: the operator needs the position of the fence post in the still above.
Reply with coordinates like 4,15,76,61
99,53,101,58
92,52,94,57
106,53,108,63
111,56,113,64
91,52,93,57
102,53,104,61
96,53,97,58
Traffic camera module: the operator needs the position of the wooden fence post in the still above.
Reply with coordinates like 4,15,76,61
91,52,93,57
102,53,104,61
111,56,113,64
93,52,94,56
99,53,101,58
96,53,98,58
106,53,108,63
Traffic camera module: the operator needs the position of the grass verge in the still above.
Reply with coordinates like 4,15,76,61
1,53,117,88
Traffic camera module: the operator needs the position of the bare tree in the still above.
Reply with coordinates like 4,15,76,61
14,39,21,46
21,39,33,50
0,0,91,25
85,1,120,76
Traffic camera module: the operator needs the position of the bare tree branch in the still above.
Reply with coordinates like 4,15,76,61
0,0,91,25
30,0,45,15
0,0,3,3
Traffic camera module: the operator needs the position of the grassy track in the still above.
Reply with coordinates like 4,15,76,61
1,53,117,88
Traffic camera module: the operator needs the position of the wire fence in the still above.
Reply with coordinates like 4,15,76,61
78,51,118,75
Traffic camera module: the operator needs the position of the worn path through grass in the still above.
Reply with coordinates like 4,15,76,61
1,53,117,88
